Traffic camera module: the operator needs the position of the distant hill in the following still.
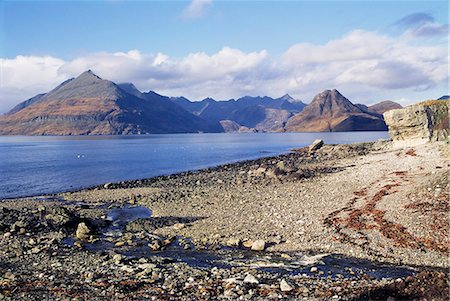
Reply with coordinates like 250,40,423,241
0,71,223,135
171,94,306,132
368,100,403,114
437,95,449,100
285,89,387,132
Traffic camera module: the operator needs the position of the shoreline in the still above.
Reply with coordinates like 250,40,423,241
0,139,448,300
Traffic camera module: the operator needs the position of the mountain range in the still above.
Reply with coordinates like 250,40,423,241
0,71,404,135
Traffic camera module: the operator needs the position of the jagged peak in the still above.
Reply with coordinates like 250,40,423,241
75,69,103,81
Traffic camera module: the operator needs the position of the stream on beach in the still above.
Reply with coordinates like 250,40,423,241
61,203,416,281
0,132,388,199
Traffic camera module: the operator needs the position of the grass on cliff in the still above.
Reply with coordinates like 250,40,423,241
418,99,449,106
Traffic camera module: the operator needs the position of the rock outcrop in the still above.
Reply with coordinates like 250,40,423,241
383,100,449,146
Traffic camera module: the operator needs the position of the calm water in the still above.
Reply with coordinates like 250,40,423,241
0,132,388,199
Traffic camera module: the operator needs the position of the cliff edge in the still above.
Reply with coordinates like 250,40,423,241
383,100,449,147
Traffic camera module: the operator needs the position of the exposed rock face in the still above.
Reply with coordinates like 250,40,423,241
0,71,223,135
384,100,449,146
286,89,387,132
219,120,253,133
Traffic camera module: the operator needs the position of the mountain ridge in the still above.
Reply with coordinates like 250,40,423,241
1,71,406,135
0,71,223,135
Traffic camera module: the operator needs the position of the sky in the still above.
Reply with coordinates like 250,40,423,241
0,0,448,113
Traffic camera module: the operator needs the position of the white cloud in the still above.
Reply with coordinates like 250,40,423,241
182,0,212,20
0,29,447,114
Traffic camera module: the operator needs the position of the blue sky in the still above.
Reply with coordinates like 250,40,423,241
0,0,448,113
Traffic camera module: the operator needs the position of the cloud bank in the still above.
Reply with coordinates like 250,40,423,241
0,28,447,113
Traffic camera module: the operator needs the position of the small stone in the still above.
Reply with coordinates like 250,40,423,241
243,240,253,248
281,253,291,259
76,222,91,240
309,139,324,152
310,267,318,273
173,223,186,230
112,254,123,264
226,237,241,247
74,241,83,248
3,232,11,238
251,239,266,251
243,274,259,284
115,241,125,247
19,228,26,235
148,241,161,251
280,279,293,292
137,263,156,270
104,183,112,189
3,271,15,281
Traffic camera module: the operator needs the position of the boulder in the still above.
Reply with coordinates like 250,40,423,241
243,274,259,284
309,139,324,152
280,279,294,292
251,239,266,251
384,100,449,147
75,222,90,240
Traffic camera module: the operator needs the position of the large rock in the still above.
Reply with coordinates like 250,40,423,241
309,139,324,152
75,222,91,240
383,100,449,147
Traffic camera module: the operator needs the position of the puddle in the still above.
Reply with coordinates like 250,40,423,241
106,205,152,226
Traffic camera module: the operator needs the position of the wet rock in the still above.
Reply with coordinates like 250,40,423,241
309,139,324,152
104,183,113,189
243,274,259,284
280,279,293,292
310,267,318,273
251,239,266,251
76,222,90,240
115,241,125,247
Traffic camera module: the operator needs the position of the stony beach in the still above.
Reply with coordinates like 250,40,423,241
0,139,448,300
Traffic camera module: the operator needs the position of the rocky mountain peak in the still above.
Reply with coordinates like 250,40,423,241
43,70,123,101
279,94,295,102
309,89,360,116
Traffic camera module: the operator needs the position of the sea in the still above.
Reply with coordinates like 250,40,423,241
0,132,388,199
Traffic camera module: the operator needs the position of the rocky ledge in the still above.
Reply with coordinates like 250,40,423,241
384,99,449,147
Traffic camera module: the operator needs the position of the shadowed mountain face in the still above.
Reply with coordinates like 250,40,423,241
0,71,223,135
285,89,387,132
171,94,305,132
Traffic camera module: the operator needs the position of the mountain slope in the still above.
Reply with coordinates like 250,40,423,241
0,71,223,135
368,100,402,114
285,89,387,132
